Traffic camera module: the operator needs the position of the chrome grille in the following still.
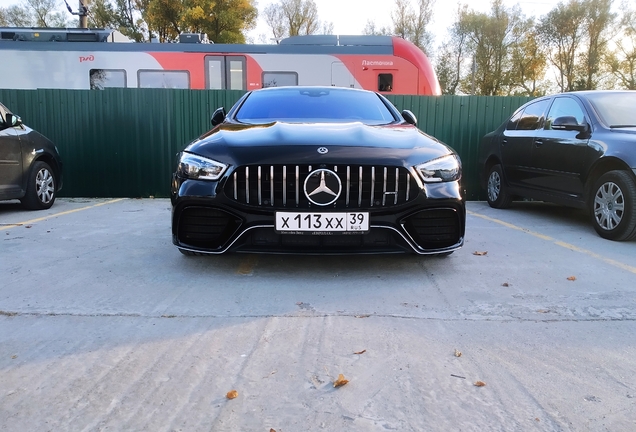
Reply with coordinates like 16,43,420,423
226,164,418,209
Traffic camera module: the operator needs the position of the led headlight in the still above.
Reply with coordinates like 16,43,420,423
177,152,228,181
415,154,461,183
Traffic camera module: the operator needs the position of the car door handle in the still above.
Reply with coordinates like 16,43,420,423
534,139,543,146
501,139,507,145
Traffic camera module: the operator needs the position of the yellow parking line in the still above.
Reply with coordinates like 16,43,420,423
0,198,126,231
468,209,636,275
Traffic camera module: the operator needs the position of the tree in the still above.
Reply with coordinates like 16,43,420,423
263,0,332,41
578,0,615,90
0,0,69,27
606,2,636,89
87,0,120,29
507,19,547,96
388,0,434,53
362,19,391,36
537,0,586,92
434,5,470,95
459,0,521,96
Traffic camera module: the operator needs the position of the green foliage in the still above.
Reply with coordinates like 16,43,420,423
607,2,636,89
263,0,328,40
1,0,69,27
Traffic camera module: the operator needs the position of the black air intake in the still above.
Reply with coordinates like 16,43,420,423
177,207,239,250
403,208,462,249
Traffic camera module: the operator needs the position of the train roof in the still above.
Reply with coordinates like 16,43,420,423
0,27,397,55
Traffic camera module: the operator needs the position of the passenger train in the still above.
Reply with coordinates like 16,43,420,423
0,27,441,95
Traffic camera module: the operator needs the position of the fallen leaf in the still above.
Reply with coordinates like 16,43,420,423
11,355,17,359
354,314,370,318
502,282,509,287
537,309,550,313
454,349,462,357
270,429,277,432
354,350,366,355
25,225,32,229
473,251,488,256
333,374,349,388
474,381,486,387
226,390,239,399
567,276,577,281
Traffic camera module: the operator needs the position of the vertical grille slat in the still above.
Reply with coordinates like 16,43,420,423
245,166,249,204
295,165,299,207
258,165,262,206
283,166,287,206
346,166,351,206
382,167,387,206
270,165,274,206
358,166,363,207
227,164,417,209
394,168,399,205
370,167,376,207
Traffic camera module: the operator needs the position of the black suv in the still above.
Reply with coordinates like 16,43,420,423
0,102,63,209
479,91,636,241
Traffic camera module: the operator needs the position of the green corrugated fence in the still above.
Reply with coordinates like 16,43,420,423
0,89,532,200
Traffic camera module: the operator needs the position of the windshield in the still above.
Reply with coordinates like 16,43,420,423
586,92,636,128
235,88,398,125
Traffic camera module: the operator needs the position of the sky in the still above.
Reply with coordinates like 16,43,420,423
0,0,552,47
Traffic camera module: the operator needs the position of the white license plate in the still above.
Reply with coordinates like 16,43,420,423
275,212,369,233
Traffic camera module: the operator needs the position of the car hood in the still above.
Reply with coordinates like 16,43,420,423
185,121,455,167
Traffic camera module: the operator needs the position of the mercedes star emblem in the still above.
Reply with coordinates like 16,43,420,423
317,147,328,154
304,169,342,206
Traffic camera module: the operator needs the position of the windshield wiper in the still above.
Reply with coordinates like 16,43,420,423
610,124,636,128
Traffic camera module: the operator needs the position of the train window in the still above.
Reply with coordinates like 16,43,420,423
206,56,225,89
227,57,246,90
262,72,298,88
378,74,393,92
138,70,190,89
90,69,126,89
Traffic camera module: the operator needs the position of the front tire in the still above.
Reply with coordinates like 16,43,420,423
21,161,56,210
486,164,512,209
590,170,636,241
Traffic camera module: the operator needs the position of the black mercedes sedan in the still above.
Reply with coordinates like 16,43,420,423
479,90,636,241
171,86,465,255
0,102,63,210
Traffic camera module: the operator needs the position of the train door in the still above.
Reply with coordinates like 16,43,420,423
331,62,354,88
205,56,246,90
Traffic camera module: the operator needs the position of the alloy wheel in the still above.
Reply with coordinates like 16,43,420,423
36,167,55,204
593,181,624,231
487,171,501,202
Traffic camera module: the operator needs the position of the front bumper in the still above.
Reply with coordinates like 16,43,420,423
171,176,466,255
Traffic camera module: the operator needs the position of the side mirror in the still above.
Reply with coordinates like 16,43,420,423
5,113,22,127
401,109,417,127
551,116,588,132
211,107,226,127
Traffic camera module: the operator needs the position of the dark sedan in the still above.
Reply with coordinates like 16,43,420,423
0,102,63,209
479,90,636,241
171,86,465,255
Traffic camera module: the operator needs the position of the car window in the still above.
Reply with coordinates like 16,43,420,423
235,88,398,125
545,97,586,129
506,110,523,130
585,91,636,127
516,99,550,131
